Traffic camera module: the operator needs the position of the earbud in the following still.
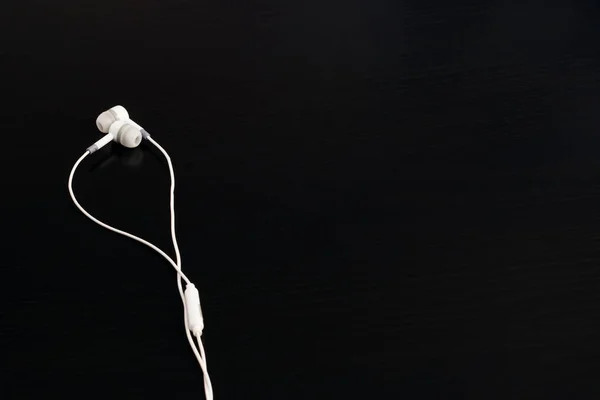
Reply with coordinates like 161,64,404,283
87,105,148,154
96,105,130,133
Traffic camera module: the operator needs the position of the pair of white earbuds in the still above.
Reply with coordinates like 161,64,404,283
89,105,147,152
69,106,214,399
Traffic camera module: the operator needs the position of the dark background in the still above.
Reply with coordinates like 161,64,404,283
3,0,600,398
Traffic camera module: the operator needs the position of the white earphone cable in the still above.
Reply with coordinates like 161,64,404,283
197,333,213,398
68,152,191,285
68,148,213,400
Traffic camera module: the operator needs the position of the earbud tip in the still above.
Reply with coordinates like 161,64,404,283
119,125,142,148
96,111,114,133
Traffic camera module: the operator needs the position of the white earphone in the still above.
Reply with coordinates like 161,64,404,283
68,106,213,399
88,105,145,151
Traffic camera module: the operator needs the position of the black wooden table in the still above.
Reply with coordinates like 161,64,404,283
3,1,600,399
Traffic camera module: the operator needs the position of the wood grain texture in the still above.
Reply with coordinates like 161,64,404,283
3,1,600,398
